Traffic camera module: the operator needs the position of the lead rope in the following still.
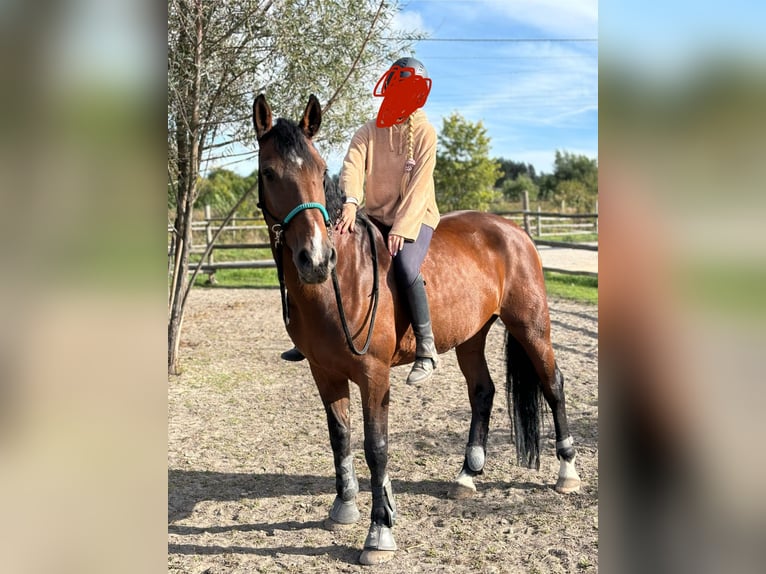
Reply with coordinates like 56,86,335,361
331,217,380,355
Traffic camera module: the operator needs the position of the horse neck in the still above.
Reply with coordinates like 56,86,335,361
287,219,389,311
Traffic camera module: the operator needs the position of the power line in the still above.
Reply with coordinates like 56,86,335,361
385,37,597,43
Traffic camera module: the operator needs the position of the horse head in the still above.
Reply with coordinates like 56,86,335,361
253,94,337,284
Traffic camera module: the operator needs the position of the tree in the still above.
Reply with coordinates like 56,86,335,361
495,158,537,189
197,168,252,212
167,0,417,374
552,179,592,212
501,173,539,202
551,151,598,211
434,113,501,212
536,172,558,201
554,151,597,187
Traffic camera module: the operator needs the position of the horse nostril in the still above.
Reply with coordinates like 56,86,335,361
297,248,312,269
328,247,337,268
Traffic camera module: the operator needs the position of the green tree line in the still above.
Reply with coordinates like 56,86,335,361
187,112,598,217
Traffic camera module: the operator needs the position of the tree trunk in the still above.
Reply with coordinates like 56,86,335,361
168,0,203,375
168,124,195,374
168,186,192,375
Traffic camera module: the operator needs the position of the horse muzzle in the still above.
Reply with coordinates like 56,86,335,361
294,244,337,284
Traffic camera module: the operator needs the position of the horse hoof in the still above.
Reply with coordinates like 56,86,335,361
448,482,477,500
328,496,360,525
555,477,581,494
323,517,357,531
359,549,396,565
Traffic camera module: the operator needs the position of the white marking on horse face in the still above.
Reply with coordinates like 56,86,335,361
309,221,324,265
287,150,304,168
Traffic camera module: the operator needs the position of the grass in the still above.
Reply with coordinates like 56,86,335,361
193,267,278,288
544,271,598,304
187,248,598,304
189,247,278,288
537,232,598,243
190,267,598,304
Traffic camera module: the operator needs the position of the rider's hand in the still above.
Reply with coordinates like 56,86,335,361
335,203,357,234
388,233,405,257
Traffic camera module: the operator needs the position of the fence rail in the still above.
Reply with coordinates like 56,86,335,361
169,205,598,279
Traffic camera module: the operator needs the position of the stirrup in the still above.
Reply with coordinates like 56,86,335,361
406,357,435,385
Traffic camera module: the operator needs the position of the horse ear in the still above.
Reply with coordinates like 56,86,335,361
300,94,322,140
253,94,272,140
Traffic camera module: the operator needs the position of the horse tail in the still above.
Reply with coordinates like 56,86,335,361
505,330,544,470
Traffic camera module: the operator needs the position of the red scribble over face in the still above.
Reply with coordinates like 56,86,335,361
373,65,432,128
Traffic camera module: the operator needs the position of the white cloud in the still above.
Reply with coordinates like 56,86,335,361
452,44,597,127
391,10,431,35
482,0,598,37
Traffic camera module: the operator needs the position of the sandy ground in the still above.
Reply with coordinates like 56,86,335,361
168,286,598,573
537,244,598,275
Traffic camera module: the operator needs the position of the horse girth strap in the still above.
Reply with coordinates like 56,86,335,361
331,218,380,356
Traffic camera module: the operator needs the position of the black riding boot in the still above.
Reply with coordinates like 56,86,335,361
280,346,305,362
404,273,437,385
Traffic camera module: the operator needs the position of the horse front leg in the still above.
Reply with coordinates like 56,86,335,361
358,372,397,565
311,367,361,529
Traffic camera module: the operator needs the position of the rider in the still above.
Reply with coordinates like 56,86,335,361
336,56,440,384
282,56,440,385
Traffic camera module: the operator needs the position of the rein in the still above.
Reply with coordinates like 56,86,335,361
331,218,379,355
258,174,380,356
257,176,331,327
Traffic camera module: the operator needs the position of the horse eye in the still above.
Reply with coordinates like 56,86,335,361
261,167,276,181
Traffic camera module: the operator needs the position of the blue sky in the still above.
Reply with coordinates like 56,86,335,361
222,0,598,178
193,0,766,179
330,0,599,175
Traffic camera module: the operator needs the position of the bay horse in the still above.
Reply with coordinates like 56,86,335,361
252,94,581,565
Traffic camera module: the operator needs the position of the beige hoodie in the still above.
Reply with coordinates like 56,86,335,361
340,109,440,241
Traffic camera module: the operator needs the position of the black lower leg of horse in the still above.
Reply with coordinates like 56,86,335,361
363,406,395,528
325,400,358,502
313,372,361,524
455,328,496,478
543,364,576,463
462,378,495,475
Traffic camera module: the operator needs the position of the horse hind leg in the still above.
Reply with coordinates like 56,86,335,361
504,326,581,494
449,320,496,499
549,363,581,493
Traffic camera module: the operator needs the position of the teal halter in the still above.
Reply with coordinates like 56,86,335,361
281,202,330,227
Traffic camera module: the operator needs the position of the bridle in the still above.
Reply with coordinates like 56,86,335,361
257,169,380,356
257,187,330,248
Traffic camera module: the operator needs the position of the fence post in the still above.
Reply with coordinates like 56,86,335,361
204,204,217,284
522,190,531,236
595,200,598,235
536,205,542,236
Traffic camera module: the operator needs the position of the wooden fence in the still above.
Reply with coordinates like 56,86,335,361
169,204,598,279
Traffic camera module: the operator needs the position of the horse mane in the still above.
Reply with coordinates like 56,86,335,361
323,172,345,226
323,172,377,234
